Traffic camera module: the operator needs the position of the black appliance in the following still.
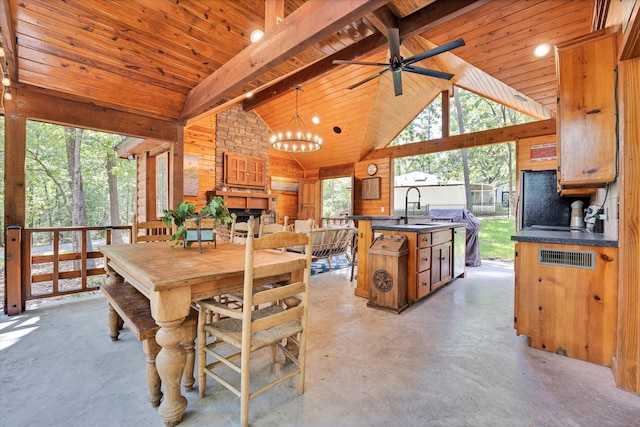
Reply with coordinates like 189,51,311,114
518,170,590,230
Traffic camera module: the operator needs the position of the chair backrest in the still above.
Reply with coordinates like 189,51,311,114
132,217,172,243
232,217,250,244
293,218,315,233
258,216,289,237
241,217,313,325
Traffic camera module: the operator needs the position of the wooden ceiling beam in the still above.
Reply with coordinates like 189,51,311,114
265,0,285,29
16,84,178,141
363,118,556,160
246,1,485,112
399,0,491,39
243,31,387,111
179,0,389,121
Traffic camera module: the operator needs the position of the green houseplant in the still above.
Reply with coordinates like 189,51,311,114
162,196,232,250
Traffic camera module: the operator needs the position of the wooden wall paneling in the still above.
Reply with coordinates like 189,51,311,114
516,134,558,172
184,117,216,209
615,56,640,394
269,155,305,222
354,158,391,216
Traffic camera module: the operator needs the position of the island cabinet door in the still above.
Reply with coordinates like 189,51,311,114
431,242,452,292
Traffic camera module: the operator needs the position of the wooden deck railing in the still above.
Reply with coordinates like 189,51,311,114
4,225,132,315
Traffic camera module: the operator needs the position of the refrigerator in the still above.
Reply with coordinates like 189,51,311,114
518,170,590,230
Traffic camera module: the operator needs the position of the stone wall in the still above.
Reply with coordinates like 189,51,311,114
215,104,271,192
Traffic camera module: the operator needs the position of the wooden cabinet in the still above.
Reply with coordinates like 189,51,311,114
224,153,266,188
514,241,618,366
430,230,452,292
415,234,432,300
556,29,617,187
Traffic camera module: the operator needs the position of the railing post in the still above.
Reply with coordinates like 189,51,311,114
5,226,24,315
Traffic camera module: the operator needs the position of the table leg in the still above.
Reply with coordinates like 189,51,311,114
155,319,187,426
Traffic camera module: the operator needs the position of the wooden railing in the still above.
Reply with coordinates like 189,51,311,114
4,225,131,315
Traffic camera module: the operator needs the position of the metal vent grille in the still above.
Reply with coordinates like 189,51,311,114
537,248,596,270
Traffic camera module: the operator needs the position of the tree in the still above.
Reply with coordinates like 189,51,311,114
453,87,473,212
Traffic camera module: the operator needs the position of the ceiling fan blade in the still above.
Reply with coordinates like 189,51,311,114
387,28,401,63
392,70,402,96
404,38,465,65
404,65,455,80
333,60,390,66
347,68,391,90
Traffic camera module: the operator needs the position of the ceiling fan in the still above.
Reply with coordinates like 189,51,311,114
333,28,465,96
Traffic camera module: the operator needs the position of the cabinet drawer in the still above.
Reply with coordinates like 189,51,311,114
417,248,431,272
416,270,431,299
432,230,452,246
417,233,431,248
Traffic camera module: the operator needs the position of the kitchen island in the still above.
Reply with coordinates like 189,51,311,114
511,228,618,366
349,216,466,308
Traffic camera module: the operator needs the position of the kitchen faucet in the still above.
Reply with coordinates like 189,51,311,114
404,186,422,224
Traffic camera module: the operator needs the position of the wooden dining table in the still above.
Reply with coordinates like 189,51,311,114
99,241,306,426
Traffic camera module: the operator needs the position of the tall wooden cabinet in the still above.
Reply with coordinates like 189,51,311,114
556,29,617,187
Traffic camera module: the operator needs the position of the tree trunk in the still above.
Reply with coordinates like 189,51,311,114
65,127,94,268
453,87,473,212
106,150,124,244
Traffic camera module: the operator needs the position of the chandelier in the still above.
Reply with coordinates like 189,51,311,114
270,86,322,153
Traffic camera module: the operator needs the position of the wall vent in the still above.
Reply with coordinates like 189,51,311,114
537,248,596,270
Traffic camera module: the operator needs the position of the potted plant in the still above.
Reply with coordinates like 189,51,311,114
162,196,232,250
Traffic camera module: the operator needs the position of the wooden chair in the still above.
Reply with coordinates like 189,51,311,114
196,217,313,427
258,216,288,237
232,219,250,244
131,216,172,243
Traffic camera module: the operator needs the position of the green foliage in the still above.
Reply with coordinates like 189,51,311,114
1,119,136,243
162,197,232,247
391,88,532,190
322,177,352,217
478,218,516,260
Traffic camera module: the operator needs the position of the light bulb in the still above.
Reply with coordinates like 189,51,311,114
2,73,9,87
4,88,12,100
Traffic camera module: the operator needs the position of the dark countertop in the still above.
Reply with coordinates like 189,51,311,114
372,222,466,233
511,227,618,247
347,215,402,221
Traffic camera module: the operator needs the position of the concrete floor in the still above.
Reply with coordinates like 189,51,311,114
1,261,639,427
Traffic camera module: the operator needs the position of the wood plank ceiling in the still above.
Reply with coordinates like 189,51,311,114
0,0,593,170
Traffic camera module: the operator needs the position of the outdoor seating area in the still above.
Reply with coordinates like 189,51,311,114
2,261,639,426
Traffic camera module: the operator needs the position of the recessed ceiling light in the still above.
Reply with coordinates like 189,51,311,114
533,43,551,58
250,30,264,43
311,116,320,124
245,91,253,98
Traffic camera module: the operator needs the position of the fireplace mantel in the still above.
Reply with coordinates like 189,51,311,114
206,190,275,212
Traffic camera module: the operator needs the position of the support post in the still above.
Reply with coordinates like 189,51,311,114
5,226,24,315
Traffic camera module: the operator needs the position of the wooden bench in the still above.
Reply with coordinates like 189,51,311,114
101,282,197,407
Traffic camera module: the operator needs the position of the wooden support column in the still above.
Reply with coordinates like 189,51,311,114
441,90,450,138
3,92,27,314
170,126,184,210
614,56,640,395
